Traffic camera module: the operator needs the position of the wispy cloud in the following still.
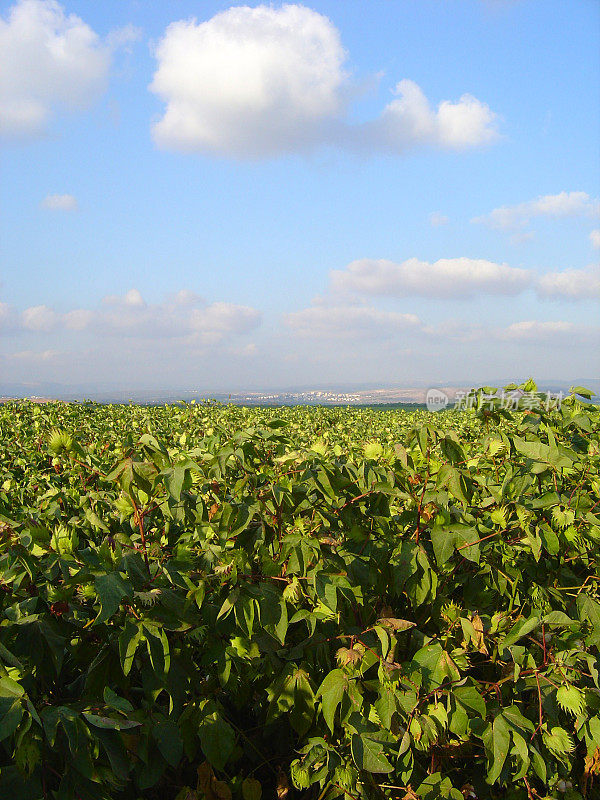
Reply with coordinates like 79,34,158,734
284,304,421,339
472,191,600,231
283,300,599,351
41,193,78,211
429,212,449,227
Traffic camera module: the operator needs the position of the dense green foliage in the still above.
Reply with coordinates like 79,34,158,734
0,383,599,800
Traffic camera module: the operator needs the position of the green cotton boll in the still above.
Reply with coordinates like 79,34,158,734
114,494,134,516
52,524,78,555
77,583,96,601
490,507,507,527
333,765,356,790
487,438,507,457
46,585,72,603
290,761,311,790
283,577,302,603
48,429,73,454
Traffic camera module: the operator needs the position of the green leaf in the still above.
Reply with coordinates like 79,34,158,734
242,778,262,800
577,594,600,646
513,437,550,463
440,436,465,465
375,686,397,729
542,610,574,627
152,719,184,767
164,465,187,502
316,669,348,734
144,623,171,676
118,621,142,676
351,734,393,773
94,572,133,625
454,685,486,718
103,686,134,714
486,714,510,784
571,385,594,399
430,525,456,565
198,713,235,771
314,572,338,612
499,616,540,656
0,677,24,742
437,465,469,505
83,713,141,731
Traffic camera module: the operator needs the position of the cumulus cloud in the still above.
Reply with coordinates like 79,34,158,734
22,304,60,331
284,304,421,339
103,288,146,308
150,4,347,157
0,0,138,138
150,4,498,158
41,193,77,211
329,255,600,302
360,79,498,154
590,230,600,249
537,264,600,300
14,290,261,344
331,257,531,298
473,191,600,231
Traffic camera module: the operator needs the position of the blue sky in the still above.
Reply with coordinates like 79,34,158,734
1,0,599,393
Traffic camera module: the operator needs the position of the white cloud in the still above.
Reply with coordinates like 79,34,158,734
150,5,498,158
282,301,599,356
537,264,600,300
509,230,535,246
0,302,18,330
22,304,59,331
501,320,579,342
422,317,598,347
150,4,347,157
473,191,600,231
103,288,146,308
331,257,531,298
284,304,421,339
590,230,600,249
15,290,261,344
429,212,449,227
364,79,498,153
190,302,261,338
63,308,94,330
330,255,600,302
41,193,77,211
0,0,138,138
